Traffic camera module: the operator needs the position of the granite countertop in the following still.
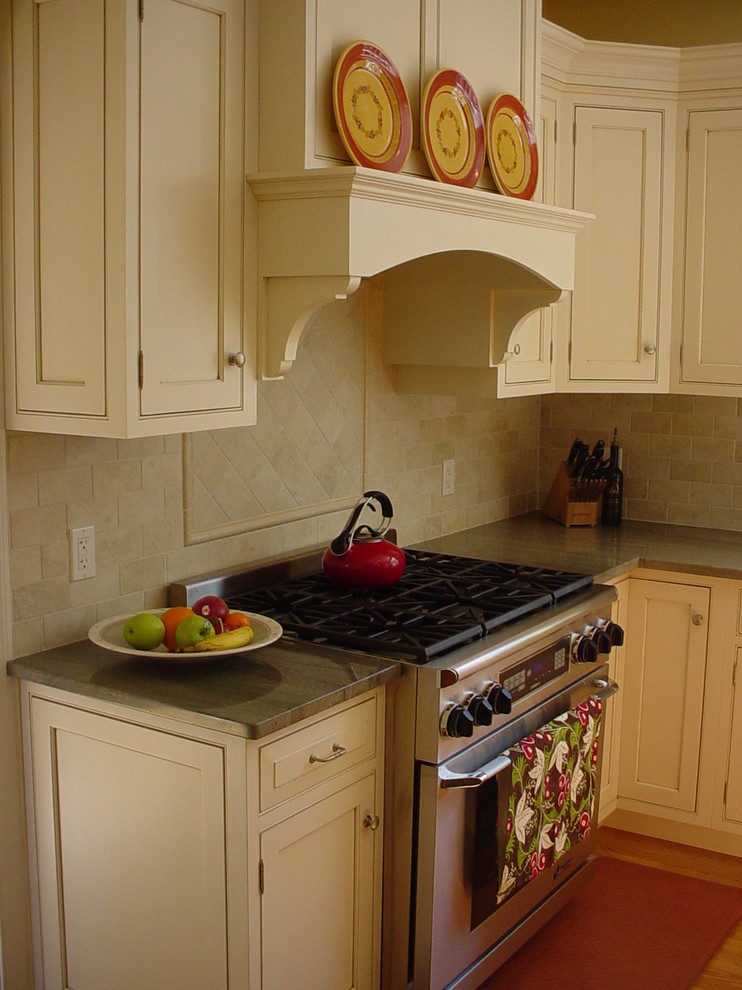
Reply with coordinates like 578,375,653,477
7,636,400,739
414,513,742,583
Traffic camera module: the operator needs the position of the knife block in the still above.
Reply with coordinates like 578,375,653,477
542,461,603,527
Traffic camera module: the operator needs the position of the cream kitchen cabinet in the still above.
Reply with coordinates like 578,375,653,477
2,0,257,437
599,577,628,820
252,693,384,990
259,774,378,989
675,106,742,394
20,687,250,990
495,89,558,397
559,104,671,391
617,575,711,818
18,680,385,990
713,583,742,835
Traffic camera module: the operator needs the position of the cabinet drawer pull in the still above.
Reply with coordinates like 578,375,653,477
644,343,657,355
692,613,705,626
363,814,380,831
228,351,246,367
309,742,347,764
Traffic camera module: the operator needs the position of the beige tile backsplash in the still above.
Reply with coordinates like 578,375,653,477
540,392,742,529
7,284,742,656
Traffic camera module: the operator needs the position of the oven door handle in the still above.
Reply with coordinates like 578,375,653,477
438,754,512,789
593,676,620,700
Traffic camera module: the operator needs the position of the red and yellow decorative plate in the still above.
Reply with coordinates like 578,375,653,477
486,93,539,199
421,69,485,187
332,41,412,172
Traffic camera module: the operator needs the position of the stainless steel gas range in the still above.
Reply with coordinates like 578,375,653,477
172,546,622,990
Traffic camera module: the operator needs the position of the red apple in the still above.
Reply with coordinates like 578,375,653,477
192,595,230,634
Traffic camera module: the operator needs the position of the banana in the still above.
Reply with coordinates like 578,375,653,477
187,625,255,652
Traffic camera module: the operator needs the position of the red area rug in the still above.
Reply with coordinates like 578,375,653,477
478,855,742,990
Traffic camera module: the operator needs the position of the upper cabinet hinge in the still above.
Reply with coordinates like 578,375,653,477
554,118,558,144
686,127,690,153
139,0,144,21
573,120,577,146
733,656,738,688
138,351,144,389
259,858,265,895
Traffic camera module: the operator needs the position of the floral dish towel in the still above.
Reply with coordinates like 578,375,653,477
496,696,603,907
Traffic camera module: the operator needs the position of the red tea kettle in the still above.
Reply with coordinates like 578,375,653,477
322,491,406,589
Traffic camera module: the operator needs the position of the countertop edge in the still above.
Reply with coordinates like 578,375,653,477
7,656,401,739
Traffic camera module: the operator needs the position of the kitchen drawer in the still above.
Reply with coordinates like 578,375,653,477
259,696,377,811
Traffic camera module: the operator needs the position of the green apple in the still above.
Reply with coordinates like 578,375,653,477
123,612,166,651
174,614,215,651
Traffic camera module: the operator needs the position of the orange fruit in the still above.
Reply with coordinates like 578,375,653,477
224,611,251,631
161,606,195,652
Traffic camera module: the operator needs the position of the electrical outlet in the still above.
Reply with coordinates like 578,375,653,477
442,459,455,496
70,526,96,581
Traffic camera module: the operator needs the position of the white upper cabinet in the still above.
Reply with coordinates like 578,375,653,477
676,106,742,393
567,105,668,389
2,0,256,437
544,21,742,397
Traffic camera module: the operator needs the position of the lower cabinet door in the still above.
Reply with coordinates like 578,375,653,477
618,578,710,814
260,773,379,990
723,646,742,826
28,698,230,990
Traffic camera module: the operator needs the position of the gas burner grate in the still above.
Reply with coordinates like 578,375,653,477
226,549,593,663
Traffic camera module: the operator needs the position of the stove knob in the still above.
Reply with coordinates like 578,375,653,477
597,619,625,647
440,704,475,739
587,626,613,655
464,693,494,727
482,682,513,715
570,632,598,664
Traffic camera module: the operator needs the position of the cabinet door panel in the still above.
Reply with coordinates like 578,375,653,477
260,774,378,990
724,647,742,825
500,95,556,393
570,107,663,383
681,108,742,386
11,0,107,416
29,699,229,990
139,0,244,417
619,579,710,813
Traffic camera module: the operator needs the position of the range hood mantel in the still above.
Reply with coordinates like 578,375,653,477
248,166,592,379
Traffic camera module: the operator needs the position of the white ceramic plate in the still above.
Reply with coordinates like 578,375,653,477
88,609,283,661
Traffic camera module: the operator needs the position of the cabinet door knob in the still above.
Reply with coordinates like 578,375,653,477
644,343,657,355
228,351,246,367
691,613,705,626
363,814,380,831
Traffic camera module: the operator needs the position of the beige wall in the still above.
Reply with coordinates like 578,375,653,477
541,393,742,528
543,0,742,48
5,279,541,658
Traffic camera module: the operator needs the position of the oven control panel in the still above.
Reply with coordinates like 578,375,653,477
501,636,571,703
438,617,624,740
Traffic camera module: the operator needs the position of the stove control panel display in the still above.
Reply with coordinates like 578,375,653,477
501,636,571,702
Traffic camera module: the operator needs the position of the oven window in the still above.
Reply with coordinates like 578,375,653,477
470,696,603,930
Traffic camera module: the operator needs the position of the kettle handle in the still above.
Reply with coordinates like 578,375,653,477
329,490,394,556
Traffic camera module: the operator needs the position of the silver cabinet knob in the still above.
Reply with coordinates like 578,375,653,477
644,343,657,355
228,351,246,367
692,613,704,626
363,814,380,831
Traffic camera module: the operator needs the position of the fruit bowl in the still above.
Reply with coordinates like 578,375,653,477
88,609,283,661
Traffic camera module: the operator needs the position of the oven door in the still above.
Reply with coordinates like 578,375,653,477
412,665,618,990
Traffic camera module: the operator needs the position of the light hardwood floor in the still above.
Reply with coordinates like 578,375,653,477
597,826,742,989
